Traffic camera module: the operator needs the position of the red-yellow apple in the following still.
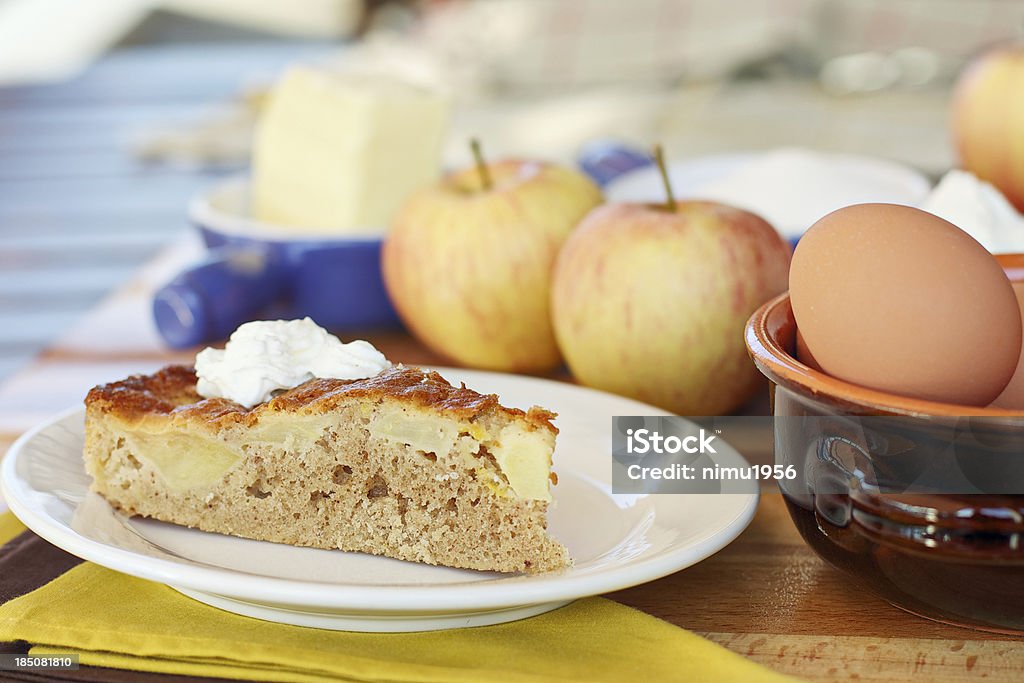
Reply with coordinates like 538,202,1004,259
551,201,791,415
383,159,602,372
953,45,1024,211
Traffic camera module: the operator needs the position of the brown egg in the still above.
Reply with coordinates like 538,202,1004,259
991,283,1024,410
790,203,1021,406
794,328,823,372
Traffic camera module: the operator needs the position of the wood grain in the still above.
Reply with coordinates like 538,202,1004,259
6,344,1024,681
700,633,1024,682
0,40,1021,683
376,340,1024,680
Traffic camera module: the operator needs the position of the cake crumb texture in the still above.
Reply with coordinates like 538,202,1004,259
83,365,569,573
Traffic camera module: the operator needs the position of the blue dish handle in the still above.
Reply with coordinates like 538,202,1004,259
152,248,285,349
577,141,653,188
154,140,651,350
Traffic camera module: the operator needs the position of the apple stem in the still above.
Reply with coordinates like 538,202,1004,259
652,144,676,212
470,138,493,192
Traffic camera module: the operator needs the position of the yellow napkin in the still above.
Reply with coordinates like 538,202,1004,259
0,510,26,543
0,513,798,682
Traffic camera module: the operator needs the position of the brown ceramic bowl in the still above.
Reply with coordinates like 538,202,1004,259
745,253,1024,634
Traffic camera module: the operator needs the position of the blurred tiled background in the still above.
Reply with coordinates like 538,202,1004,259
0,0,1020,378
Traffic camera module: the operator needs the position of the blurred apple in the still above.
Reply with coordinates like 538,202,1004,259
382,151,602,371
551,200,791,415
953,45,1024,211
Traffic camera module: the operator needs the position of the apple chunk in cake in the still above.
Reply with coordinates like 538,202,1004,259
83,364,569,573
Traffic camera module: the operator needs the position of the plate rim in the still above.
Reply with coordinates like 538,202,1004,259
1,373,759,613
604,150,931,238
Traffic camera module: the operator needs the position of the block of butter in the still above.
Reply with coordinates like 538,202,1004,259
252,67,449,235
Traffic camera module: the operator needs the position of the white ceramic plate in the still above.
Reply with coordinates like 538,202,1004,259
605,149,931,240
0,369,758,632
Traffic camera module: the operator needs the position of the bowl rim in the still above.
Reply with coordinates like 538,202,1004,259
189,175,385,245
746,253,1024,417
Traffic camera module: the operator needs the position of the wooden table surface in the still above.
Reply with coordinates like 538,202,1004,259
4,252,1024,683
0,42,1021,683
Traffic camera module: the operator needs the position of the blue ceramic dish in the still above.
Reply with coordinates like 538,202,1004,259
153,178,400,349
152,143,684,348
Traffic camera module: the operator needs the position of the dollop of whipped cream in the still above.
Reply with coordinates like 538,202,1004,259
195,318,390,408
919,169,1024,253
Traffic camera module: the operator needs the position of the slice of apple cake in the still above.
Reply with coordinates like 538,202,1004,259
83,364,569,573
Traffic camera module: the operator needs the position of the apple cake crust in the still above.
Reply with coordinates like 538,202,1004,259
84,365,569,573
